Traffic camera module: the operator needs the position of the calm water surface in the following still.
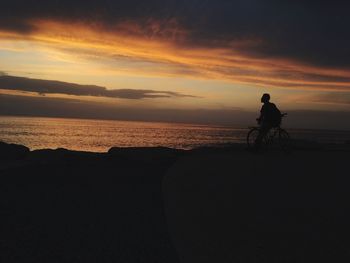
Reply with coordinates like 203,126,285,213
1,116,349,152
0,116,246,152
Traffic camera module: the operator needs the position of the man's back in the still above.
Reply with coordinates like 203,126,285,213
261,102,281,125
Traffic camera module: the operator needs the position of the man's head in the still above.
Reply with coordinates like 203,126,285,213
261,93,270,103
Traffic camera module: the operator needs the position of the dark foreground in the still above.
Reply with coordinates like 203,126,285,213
1,141,350,262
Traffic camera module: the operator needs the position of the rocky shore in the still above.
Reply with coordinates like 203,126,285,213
1,141,350,262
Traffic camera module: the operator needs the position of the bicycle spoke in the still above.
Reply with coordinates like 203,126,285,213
247,128,260,149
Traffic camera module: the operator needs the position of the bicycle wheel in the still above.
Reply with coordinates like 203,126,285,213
247,128,260,149
278,129,291,151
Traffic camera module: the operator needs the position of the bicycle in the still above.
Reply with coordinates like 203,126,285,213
247,113,291,151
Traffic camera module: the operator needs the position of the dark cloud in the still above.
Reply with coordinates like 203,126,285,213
2,93,350,130
1,1,350,68
0,75,199,99
310,92,350,105
284,110,350,130
0,93,254,126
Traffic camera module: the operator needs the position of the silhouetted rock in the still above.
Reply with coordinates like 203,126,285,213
0,141,29,160
28,148,106,165
163,150,350,263
1,145,179,263
1,142,350,263
108,146,184,165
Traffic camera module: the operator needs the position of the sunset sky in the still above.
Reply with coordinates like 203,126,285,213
1,1,350,128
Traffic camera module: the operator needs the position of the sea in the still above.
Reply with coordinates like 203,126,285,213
1,116,350,152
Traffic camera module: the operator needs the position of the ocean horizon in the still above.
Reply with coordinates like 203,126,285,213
1,115,350,152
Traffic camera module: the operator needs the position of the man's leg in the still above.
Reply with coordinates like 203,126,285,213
254,123,271,149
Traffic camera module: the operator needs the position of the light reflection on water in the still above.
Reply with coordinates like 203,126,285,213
1,116,349,152
0,116,246,152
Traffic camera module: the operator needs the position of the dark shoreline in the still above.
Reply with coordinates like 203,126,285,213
1,142,183,262
1,141,350,262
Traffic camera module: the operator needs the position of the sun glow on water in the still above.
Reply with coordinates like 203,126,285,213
0,116,246,152
1,116,350,152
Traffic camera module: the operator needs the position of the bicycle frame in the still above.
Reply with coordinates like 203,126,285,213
264,127,281,145
247,113,290,151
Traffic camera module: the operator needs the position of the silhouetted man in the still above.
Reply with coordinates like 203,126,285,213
255,93,281,149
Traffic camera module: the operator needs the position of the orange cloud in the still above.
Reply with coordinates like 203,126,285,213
1,19,350,92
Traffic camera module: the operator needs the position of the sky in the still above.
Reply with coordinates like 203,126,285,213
1,1,350,128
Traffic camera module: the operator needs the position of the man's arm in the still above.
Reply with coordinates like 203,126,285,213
257,105,265,124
